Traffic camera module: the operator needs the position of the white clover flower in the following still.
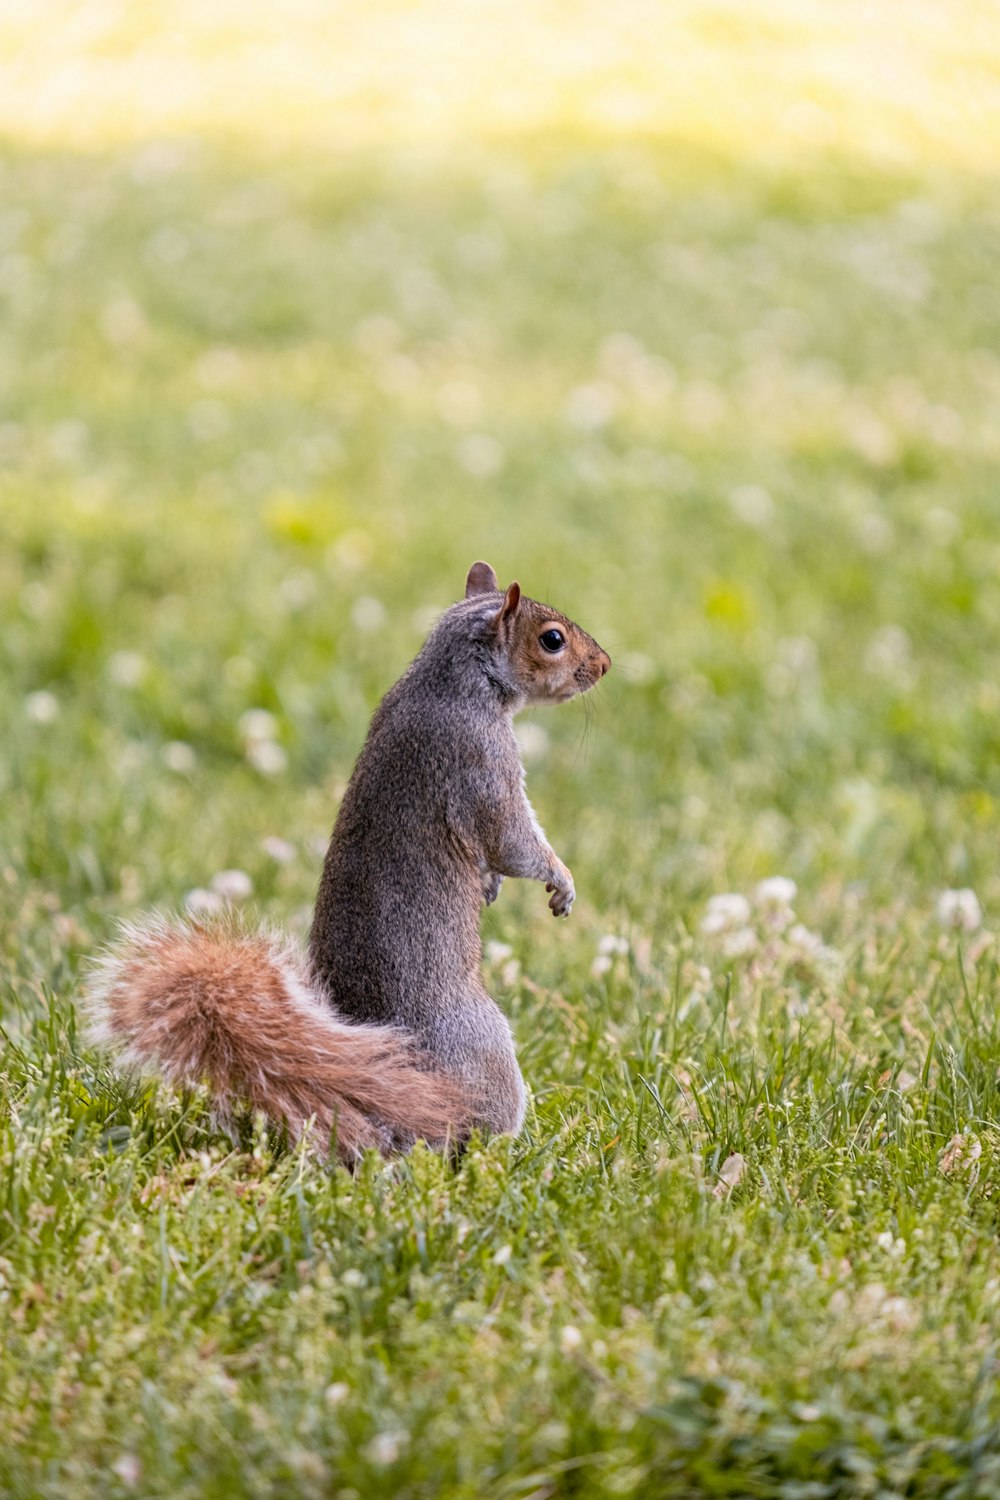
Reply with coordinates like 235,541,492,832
485,941,513,964
261,836,296,864
619,651,656,685
377,352,419,394
564,381,618,430
559,1325,583,1353
700,893,751,935
597,935,629,956
187,398,230,442
279,571,316,611
754,876,797,907
350,596,386,632
211,869,254,903
329,529,373,573
365,1432,408,1467
788,923,822,957
185,888,224,916
864,624,911,679
107,651,146,687
438,379,483,426
25,690,60,723
324,1382,350,1407
101,296,147,349
598,331,645,374
247,740,288,776
924,507,959,545
774,637,817,685
855,512,893,555
591,954,614,977
729,484,775,527
514,722,549,761
688,964,712,1002
456,433,505,477
195,346,243,389
721,926,757,958
882,1295,917,1333
755,877,797,932
411,604,442,635
224,655,254,687
20,580,49,617
786,923,843,976
239,708,279,742
936,888,982,932
160,741,196,773
111,1455,142,1488
353,314,399,355
48,419,88,463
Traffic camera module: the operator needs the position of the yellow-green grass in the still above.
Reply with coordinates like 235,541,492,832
4,5,1000,1495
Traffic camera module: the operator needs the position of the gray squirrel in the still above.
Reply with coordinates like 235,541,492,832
86,562,611,1162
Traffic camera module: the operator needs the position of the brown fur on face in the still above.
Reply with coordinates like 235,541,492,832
495,585,611,706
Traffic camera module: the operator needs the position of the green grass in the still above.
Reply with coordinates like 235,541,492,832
5,15,1000,1493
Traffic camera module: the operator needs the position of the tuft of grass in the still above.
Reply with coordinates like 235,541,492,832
4,5,1000,1494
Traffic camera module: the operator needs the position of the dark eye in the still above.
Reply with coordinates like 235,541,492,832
539,629,565,653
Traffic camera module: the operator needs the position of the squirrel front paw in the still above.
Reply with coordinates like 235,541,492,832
545,860,575,918
481,869,504,907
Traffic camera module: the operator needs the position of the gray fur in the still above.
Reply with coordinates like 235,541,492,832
310,577,610,1140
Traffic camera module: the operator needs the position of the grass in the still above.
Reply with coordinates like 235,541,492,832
4,4,1000,1495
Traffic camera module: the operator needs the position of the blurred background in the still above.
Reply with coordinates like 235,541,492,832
3,0,1000,974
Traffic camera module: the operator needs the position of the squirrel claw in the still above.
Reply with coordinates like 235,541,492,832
547,882,575,918
545,860,575,918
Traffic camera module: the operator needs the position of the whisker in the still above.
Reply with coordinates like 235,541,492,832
571,696,593,769
569,687,593,768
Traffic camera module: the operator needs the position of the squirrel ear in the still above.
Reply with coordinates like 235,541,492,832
465,561,499,598
499,581,521,621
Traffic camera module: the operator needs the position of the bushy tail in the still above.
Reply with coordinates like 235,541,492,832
84,914,472,1163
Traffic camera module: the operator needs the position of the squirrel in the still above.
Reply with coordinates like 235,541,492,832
85,561,611,1164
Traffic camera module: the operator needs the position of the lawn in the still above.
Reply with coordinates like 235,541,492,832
4,4,1000,1495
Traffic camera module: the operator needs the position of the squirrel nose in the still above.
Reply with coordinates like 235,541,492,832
597,652,611,677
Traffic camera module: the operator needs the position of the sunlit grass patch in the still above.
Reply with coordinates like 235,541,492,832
2,0,1000,173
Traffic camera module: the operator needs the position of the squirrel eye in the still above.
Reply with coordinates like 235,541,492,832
539,628,565,653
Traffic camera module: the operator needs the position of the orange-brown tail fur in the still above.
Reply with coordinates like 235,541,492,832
85,915,471,1163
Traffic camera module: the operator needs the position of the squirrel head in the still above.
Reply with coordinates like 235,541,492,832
464,561,611,707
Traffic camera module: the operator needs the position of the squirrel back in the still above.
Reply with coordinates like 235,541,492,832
85,562,610,1164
